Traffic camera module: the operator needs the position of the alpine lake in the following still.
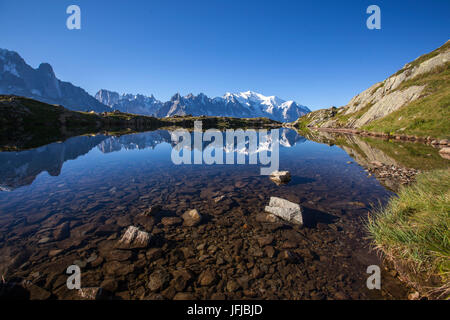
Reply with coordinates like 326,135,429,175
0,127,448,300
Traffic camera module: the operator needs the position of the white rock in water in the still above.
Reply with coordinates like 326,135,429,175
118,226,150,249
269,171,291,184
264,197,303,225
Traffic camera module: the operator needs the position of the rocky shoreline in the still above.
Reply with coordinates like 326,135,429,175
311,127,449,148
364,162,420,191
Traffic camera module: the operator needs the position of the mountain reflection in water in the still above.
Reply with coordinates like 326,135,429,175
0,129,306,191
1,128,445,299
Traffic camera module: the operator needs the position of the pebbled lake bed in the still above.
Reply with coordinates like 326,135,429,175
0,128,446,300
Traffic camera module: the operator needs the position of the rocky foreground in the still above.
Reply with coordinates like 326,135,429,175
0,164,411,300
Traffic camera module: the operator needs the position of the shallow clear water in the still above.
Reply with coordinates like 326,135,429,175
0,129,410,300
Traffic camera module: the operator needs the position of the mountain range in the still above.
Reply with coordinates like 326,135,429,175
0,48,310,122
0,49,109,113
96,89,310,122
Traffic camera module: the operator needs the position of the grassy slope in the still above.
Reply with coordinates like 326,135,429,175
363,62,450,139
367,169,450,298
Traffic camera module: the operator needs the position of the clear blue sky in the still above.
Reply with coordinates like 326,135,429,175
1,0,449,110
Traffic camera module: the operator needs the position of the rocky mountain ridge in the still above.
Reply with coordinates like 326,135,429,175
0,49,109,112
0,48,310,122
96,89,310,122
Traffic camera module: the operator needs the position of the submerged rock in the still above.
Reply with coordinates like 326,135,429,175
269,171,291,185
53,222,70,241
143,205,162,216
117,226,151,249
77,287,103,300
264,197,303,225
148,269,171,292
161,217,182,226
198,269,217,286
182,209,202,227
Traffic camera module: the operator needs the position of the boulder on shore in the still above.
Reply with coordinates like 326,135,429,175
438,147,450,160
269,171,291,185
264,197,303,226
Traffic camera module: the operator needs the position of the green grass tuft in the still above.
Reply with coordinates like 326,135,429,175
367,169,450,298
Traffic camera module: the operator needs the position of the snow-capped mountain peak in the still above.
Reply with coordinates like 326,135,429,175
94,89,310,122
219,91,310,121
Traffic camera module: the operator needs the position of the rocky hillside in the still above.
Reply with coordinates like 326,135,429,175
294,40,450,139
0,49,110,112
95,90,163,116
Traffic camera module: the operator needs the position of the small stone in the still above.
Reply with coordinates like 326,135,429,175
38,237,51,244
282,240,298,249
21,281,51,300
117,226,151,249
78,287,103,300
53,222,70,241
161,217,182,227
334,291,348,300
310,291,325,300
257,235,274,246
438,147,450,160
226,280,240,292
49,249,62,257
243,289,257,298
181,209,202,227
146,248,163,261
211,293,226,300
255,213,280,223
173,292,195,300
143,205,162,216
73,259,87,268
100,279,118,293
213,195,225,203
408,291,420,300
148,270,171,292
269,171,291,185
281,250,297,263
370,161,383,167
265,197,303,225
198,270,217,286
264,246,276,258
105,250,131,262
